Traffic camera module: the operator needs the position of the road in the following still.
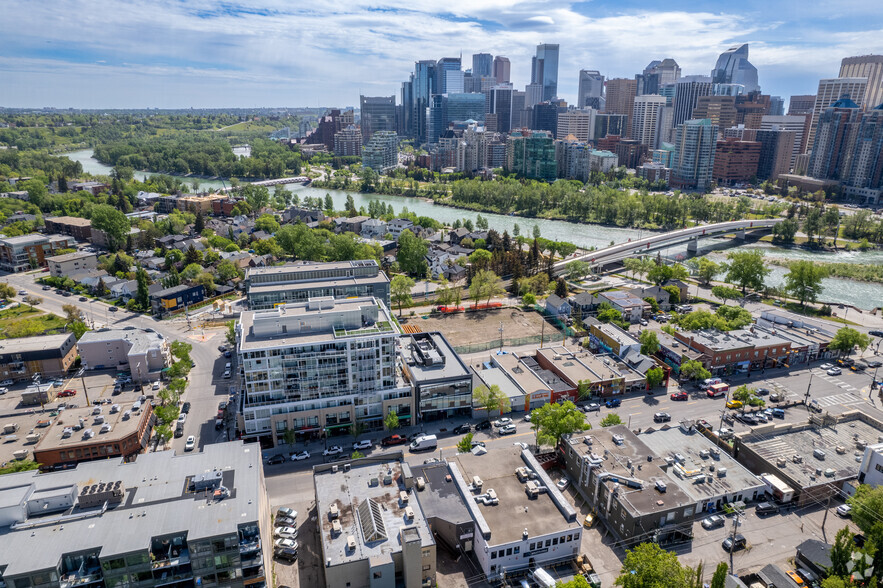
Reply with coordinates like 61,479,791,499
4,271,233,454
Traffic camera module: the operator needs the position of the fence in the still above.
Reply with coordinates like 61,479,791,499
532,304,578,337
453,333,559,355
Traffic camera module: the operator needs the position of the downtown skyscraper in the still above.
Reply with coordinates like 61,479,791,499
577,69,604,109
711,44,760,93
531,44,559,102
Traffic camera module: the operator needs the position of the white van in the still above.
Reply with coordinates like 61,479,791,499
530,568,556,588
409,435,438,452
701,377,723,390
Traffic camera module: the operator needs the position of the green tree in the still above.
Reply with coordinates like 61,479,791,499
184,244,203,266
255,213,280,234
662,285,680,305
849,484,883,534
725,250,770,294
615,542,690,588
709,562,729,588
226,320,236,347
697,257,722,285
70,321,89,340
384,409,400,432
472,384,511,417
600,413,623,427
390,274,415,317
566,260,590,282
91,204,131,251
827,527,854,579
784,261,830,308
646,367,665,388
829,327,871,357
522,292,537,306
555,277,568,298
61,303,82,323
469,269,504,307
648,263,674,285
772,217,799,243
0,283,15,300
194,211,205,234
530,401,590,448
396,230,429,275
639,330,660,355
680,360,712,382
468,248,492,270
457,432,475,454
135,266,150,310
711,285,742,305
556,577,591,588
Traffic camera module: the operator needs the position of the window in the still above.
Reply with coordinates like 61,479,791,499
514,547,520,554
553,537,559,545
545,539,551,547
530,542,536,550
491,551,497,560
373,572,382,579
506,548,512,556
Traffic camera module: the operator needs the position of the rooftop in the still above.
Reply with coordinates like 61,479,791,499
247,273,389,295
314,455,434,566
492,353,549,395
47,251,97,263
33,401,151,453
738,412,883,489
0,233,51,246
409,463,472,526
400,332,470,383
45,216,92,227
245,259,379,280
78,328,166,358
0,333,75,358
535,346,614,384
0,441,262,578
472,365,524,402
449,445,579,545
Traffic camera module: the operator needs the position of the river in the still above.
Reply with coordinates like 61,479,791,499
64,149,883,309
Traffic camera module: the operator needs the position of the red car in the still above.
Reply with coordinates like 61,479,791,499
58,389,77,397
381,434,407,447
670,392,688,401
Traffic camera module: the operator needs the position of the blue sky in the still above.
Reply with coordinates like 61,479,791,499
1,0,881,109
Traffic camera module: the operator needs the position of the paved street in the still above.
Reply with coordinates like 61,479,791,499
4,270,235,455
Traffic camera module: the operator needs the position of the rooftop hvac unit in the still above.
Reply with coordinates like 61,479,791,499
856,439,867,449
515,467,531,482
717,468,727,477
329,504,340,519
122,411,131,420
110,404,120,413
346,536,356,550
525,481,540,498
612,434,624,445
331,520,342,534
383,475,392,485
813,449,826,460
132,401,141,411
100,424,112,433
473,476,483,489
777,457,787,467
415,477,426,491
792,455,803,463
83,429,94,439
404,507,414,520
62,427,73,438
92,406,102,415
94,415,105,425
399,491,409,504
836,445,847,454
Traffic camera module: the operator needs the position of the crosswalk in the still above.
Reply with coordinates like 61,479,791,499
817,373,858,392
812,391,866,408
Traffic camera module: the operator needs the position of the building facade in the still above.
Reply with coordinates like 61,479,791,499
359,95,397,144
506,130,557,182
0,234,74,272
0,333,77,382
808,78,868,152
363,131,399,172
577,70,604,109
400,332,472,422
839,55,883,113
77,328,171,382
43,216,93,242
631,95,668,148
671,119,718,190
713,138,761,185
756,128,797,180
47,251,98,278
604,78,638,137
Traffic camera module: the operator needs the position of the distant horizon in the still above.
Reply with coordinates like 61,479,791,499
2,0,882,110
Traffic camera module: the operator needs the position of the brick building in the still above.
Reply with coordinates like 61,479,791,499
713,138,761,185
43,216,93,241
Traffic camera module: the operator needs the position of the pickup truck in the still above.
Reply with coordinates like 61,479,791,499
381,434,407,447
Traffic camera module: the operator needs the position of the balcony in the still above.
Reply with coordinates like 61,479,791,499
59,568,103,588
239,536,261,555
151,548,190,570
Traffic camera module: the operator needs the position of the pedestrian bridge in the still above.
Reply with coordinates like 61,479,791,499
218,177,310,192
554,218,783,272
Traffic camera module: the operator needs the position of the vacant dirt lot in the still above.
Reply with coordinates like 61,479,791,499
401,307,559,348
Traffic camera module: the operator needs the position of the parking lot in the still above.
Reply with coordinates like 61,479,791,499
0,369,160,467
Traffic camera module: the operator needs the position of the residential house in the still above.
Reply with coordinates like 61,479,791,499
150,284,206,315
143,256,166,271
69,269,110,290
628,284,674,311
544,294,571,316
447,227,470,245
281,207,325,225
599,290,649,323
360,218,389,238
337,216,369,234
388,218,415,240
663,279,690,304
443,264,466,282
69,180,108,195
569,292,600,316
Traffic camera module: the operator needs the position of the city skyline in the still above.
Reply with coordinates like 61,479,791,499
1,0,882,109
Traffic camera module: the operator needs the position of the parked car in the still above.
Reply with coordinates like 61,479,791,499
274,526,298,539
755,388,769,396
452,424,471,435
702,515,725,530
556,479,570,491
266,454,286,465
275,516,297,527
820,363,834,370
223,370,231,379
605,398,621,408
184,436,196,451
322,446,343,456
181,402,191,414
836,504,852,518
177,413,187,424
653,412,672,423
755,502,779,515
0,379,15,386
475,420,492,431
670,392,688,401
584,403,601,412
42,285,52,291
276,507,297,519
381,435,407,446
352,440,372,451
58,389,77,397
152,381,160,391
722,534,747,552
274,547,298,562
274,537,298,550
108,305,117,311
499,424,517,435
493,417,512,428
726,399,743,409
0,387,7,395
869,331,883,337
290,451,310,461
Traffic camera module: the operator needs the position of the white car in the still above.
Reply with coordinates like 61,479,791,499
820,363,834,370
274,538,298,550
152,381,160,391
499,424,517,435
556,479,570,491
223,370,231,379
184,436,196,451
0,387,7,395
352,440,372,451
177,413,187,423
323,446,343,456
493,417,512,428
274,526,298,539
836,504,852,517
0,379,13,386
290,451,311,461
827,367,842,376
18,290,27,295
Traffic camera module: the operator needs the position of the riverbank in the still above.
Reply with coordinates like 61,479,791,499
767,258,883,284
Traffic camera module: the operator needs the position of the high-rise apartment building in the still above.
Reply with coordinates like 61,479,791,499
472,53,493,78
692,95,738,134
489,85,514,133
362,131,399,172
511,90,528,128
532,44,560,102
734,91,772,129
760,115,807,170
605,78,638,137
557,110,595,142
807,94,862,181
711,44,760,93
493,56,511,84
334,125,362,157
447,92,487,125
788,95,816,115
756,128,796,180
713,138,761,185
843,104,883,203
578,69,605,109
506,129,557,182
408,60,437,144
525,83,544,108
236,297,411,443
359,95,396,144
632,95,667,148
839,55,883,112
671,119,718,190
807,78,868,152
769,96,785,116
672,76,713,129
531,102,559,137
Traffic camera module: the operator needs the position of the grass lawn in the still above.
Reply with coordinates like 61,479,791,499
0,305,67,338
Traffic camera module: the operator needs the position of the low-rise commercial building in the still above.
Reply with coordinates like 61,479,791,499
0,234,74,272
236,297,412,444
77,328,171,382
314,454,436,588
46,251,98,278
0,441,270,588
245,260,390,310
32,400,155,469
535,346,625,398
0,333,77,382
559,422,764,547
43,216,93,242
400,332,472,422
673,327,794,375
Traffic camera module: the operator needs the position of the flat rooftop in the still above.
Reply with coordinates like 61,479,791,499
449,445,579,545
684,329,754,352
637,424,764,502
247,273,389,295
0,333,74,357
409,463,472,526
46,251,96,263
401,332,470,383
536,346,620,383
45,216,92,227
245,259,378,279
0,441,262,577
78,328,166,355
738,412,883,489
473,366,524,402
594,322,640,348
314,456,434,566
33,401,150,453
492,353,549,394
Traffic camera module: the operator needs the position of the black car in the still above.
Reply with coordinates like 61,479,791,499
181,402,191,414
653,412,671,423
867,360,883,368
266,455,286,465
755,502,779,515
274,547,298,562
755,388,769,396
174,427,184,438
605,398,621,408
475,420,492,431
218,401,227,411
62,291,72,297
109,306,118,312
452,424,471,435
722,534,747,552
79,297,88,302
869,330,883,337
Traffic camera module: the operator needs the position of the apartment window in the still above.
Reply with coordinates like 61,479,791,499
514,547,520,554
491,551,497,560
530,542,536,550
506,548,512,556
545,539,551,547
423,565,431,571
373,572,382,579
553,537,559,546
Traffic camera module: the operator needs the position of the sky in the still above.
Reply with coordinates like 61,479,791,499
1,0,882,110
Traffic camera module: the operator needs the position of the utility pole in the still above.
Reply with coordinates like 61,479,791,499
729,510,742,573
804,373,815,412
821,492,833,542
499,321,504,351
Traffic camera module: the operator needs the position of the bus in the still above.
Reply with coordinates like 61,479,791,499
707,383,730,398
